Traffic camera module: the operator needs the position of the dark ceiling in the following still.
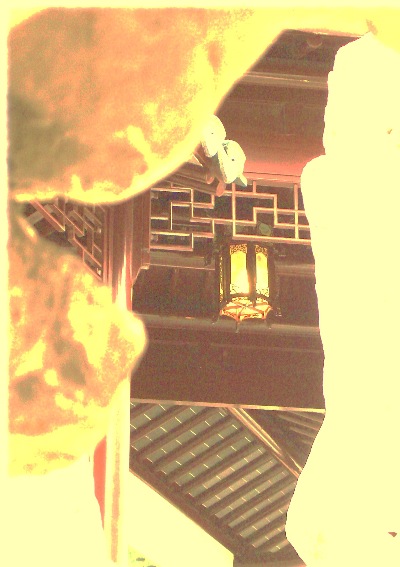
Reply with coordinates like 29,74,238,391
217,29,356,178
256,28,355,73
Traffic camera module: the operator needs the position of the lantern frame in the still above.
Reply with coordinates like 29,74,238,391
217,240,276,325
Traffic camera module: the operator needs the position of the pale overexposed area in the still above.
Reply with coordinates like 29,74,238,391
127,472,234,567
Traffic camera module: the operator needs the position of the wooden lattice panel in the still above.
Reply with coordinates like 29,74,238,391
150,174,311,253
26,198,109,281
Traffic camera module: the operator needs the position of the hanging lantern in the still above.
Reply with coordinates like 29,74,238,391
218,241,276,325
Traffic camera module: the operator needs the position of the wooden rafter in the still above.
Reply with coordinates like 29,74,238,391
228,409,303,478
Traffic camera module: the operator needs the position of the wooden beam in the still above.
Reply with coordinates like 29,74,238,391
248,410,313,470
242,71,327,90
139,314,321,339
229,409,302,478
194,452,268,504
240,499,290,545
135,407,217,460
149,252,315,280
217,470,279,527
181,441,259,494
131,324,325,410
154,423,240,476
131,191,151,283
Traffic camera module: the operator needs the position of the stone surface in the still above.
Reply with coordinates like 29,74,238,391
8,8,281,204
10,7,398,205
9,207,147,475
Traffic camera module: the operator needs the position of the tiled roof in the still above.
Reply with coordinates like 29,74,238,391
130,403,324,564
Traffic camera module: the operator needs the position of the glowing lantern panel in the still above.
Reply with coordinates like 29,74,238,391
218,243,274,324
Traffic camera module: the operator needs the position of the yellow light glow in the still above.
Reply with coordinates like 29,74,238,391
230,249,249,295
256,249,269,297
220,245,272,323
222,299,273,322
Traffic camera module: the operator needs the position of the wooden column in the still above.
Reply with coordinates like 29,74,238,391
93,193,150,565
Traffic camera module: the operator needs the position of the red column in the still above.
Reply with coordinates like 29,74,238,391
92,197,146,564
93,437,107,526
